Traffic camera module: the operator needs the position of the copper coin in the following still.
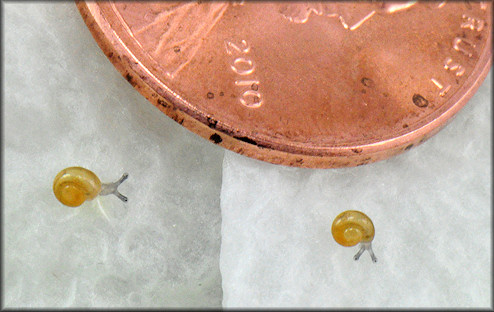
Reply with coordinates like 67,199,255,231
77,1,491,168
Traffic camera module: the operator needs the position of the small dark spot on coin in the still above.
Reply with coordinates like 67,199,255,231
235,136,257,146
219,91,224,96
476,34,482,40
404,144,414,151
295,158,304,164
412,94,429,108
253,96,260,103
403,124,408,128
356,157,372,166
108,52,113,58
352,148,363,154
251,83,259,91
361,89,366,94
125,73,137,87
361,77,374,88
172,115,184,124
383,92,389,97
157,98,168,108
207,92,214,99
207,117,217,129
209,133,222,144
173,46,181,53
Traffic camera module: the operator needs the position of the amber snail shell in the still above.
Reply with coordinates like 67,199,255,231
331,210,377,262
53,167,102,207
331,210,375,246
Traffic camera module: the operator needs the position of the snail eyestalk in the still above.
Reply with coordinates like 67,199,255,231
353,242,377,263
331,210,377,263
100,173,129,202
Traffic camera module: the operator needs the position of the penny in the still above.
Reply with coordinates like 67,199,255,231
77,1,491,168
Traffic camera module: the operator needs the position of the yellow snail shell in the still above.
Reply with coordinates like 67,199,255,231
53,167,101,207
331,210,375,246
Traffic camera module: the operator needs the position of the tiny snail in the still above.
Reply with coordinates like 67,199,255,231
331,210,377,262
53,167,129,207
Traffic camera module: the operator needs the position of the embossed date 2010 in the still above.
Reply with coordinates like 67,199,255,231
225,39,263,108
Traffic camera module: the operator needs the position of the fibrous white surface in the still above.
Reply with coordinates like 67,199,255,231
4,3,224,308
220,74,491,307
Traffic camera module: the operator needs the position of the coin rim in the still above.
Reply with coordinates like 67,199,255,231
76,1,492,168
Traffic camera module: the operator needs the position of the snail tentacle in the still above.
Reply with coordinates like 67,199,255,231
100,172,129,202
354,242,377,262
114,192,128,203
353,245,366,261
367,243,377,263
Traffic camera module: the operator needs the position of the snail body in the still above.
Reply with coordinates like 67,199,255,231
53,166,128,207
331,210,377,262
